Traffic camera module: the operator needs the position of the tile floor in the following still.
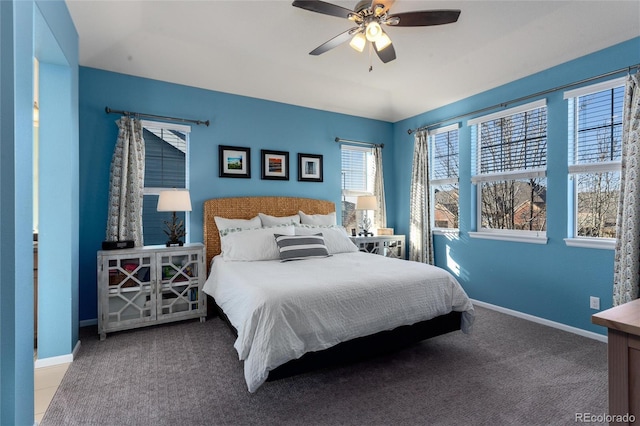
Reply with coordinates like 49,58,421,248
34,363,69,424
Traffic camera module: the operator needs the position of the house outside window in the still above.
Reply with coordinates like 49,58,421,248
429,124,460,231
341,145,374,233
141,120,190,245
564,77,624,249
469,99,548,243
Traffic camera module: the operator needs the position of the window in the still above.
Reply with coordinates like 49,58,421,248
429,124,459,230
565,77,624,245
341,145,374,232
141,120,190,245
469,100,548,241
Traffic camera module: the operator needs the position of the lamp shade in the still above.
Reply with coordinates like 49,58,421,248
349,32,366,52
356,195,377,210
157,189,192,212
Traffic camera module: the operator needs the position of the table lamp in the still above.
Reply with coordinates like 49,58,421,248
355,195,377,237
157,189,192,246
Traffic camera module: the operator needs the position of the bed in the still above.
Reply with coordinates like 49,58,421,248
202,196,474,392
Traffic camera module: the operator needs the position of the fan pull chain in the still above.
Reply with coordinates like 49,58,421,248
368,44,374,72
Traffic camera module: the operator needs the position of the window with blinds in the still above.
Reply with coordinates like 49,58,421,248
565,77,624,239
141,120,190,245
429,124,459,229
341,145,374,231
469,100,548,234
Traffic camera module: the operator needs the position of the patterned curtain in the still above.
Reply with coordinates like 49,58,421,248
105,117,145,247
373,146,387,230
409,130,433,264
613,71,640,306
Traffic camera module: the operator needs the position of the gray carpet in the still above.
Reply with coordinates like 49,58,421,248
41,306,608,426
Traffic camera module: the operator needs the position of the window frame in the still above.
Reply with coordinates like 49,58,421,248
468,99,548,244
141,120,191,245
428,123,460,235
340,144,375,231
563,77,625,250
340,144,374,196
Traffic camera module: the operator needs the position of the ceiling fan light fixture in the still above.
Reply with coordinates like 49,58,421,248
373,4,385,17
365,21,382,42
349,32,366,52
384,16,400,26
375,32,391,51
347,12,362,23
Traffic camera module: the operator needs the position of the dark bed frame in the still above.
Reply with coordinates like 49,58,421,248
203,196,464,382
209,298,462,381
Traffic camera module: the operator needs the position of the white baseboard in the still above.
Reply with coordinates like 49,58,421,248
79,318,97,327
471,299,608,343
35,340,82,369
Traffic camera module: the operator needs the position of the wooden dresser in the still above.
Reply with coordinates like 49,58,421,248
592,298,640,424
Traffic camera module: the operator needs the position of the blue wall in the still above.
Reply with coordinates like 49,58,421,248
392,37,640,335
78,38,640,337
78,68,394,322
0,0,78,424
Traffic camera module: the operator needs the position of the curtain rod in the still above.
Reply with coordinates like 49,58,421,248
407,63,640,135
335,137,384,149
105,107,210,127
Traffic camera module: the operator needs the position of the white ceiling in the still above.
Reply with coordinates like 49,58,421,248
65,0,640,122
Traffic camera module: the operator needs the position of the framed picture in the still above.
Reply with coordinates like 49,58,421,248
219,145,251,178
298,153,323,182
261,150,289,180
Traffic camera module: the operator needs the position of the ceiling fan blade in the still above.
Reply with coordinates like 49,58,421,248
388,10,461,27
292,0,355,19
373,40,396,63
309,27,359,55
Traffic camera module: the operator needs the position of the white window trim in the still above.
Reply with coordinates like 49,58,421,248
342,189,373,197
341,144,373,153
429,123,461,231
141,120,192,243
471,101,548,237
141,119,191,134
566,79,623,242
469,230,548,244
428,122,460,135
568,161,621,174
564,237,615,250
433,228,460,238
431,177,458,186
341,145,374,193
471,168,546,184
563,76,626,100
468,99,547,126
473,187,547,241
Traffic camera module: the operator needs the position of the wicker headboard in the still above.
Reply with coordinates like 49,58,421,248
203,196,336,268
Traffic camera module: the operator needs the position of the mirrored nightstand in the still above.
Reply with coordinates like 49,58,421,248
349,235,405,259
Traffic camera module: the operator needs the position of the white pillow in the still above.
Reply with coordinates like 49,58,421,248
294,224,358,254
258,212,301,227
298,211,337,226
221,225,295,261
214,215,261,232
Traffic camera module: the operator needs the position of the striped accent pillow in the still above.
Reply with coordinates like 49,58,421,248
274,233,331,262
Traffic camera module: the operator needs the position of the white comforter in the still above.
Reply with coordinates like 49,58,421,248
203,251,474,392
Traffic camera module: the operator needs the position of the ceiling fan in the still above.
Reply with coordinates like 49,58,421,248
292,0,461,65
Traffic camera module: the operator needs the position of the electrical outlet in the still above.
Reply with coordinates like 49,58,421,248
590,296,600,310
